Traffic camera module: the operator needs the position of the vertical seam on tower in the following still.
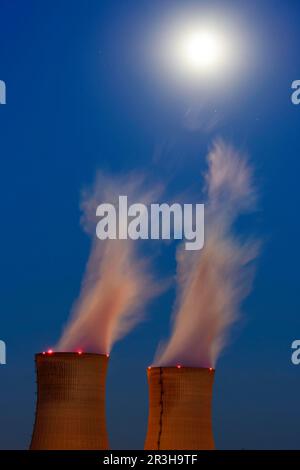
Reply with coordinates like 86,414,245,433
157,367,164,450
30,357,39,448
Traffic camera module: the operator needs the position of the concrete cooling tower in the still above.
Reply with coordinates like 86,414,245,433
144,366,215,450
30,352,109,450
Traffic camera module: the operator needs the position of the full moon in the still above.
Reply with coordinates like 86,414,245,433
179,29,225,72
153,15,245,86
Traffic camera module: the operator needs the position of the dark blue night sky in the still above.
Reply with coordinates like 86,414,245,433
0,0,300,449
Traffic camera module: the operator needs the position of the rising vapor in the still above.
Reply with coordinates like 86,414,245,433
57,173,163,354
155,140,259,368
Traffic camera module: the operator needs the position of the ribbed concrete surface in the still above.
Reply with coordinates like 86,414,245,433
144,367,215,450
30,352,109,450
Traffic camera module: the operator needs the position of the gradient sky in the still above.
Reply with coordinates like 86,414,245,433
0,0,300,449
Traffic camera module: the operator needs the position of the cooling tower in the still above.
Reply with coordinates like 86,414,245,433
30,352,109,450
144,366,215,450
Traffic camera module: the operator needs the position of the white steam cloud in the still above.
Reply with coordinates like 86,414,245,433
57,173,163,354
155,140,259,368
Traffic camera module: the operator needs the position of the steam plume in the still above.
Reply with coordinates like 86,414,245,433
155,140,259,368
57,173,162,354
